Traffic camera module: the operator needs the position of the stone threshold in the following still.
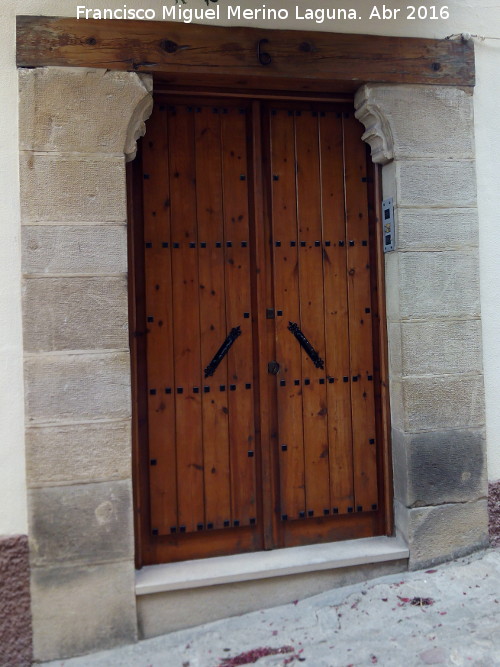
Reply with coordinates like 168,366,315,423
135,535,409,595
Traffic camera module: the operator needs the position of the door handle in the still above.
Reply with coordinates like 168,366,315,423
204,326,242,378
288,322,325,369
268,361,280,375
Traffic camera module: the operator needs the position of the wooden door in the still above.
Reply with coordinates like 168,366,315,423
133,96,387,566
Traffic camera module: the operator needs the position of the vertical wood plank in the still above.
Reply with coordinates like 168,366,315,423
320,110,355,514
142,103,178,535
251,101,278,547
221,106,257,527
343,113,379,513
168,105,205,532
195,106,231,530
269,108,306,521
295,110,330,518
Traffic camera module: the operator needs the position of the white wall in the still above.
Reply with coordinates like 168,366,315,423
2,0,500,535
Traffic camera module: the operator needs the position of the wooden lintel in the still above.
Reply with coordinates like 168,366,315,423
17,16,474,90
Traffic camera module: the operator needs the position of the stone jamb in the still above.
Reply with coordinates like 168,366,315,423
355,84,488,569
19,66,152,662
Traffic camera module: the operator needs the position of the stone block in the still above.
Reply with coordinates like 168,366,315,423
396,208,478,251
396,160,477,208
20,153,126,223
384,251,400,322
19,67,152,157
398,251,480,319
29,480,133,566
402,500,489,570
388,378,404,431
22,224,128,275
31,560,137,661
402,374,485,432
400,319,483,376
355,85,474,160
387,322,402,376
392,428,487,508
22,276,129,351
26,420,131,486
24,351,131,423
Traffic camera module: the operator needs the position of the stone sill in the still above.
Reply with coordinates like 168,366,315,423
135,535,409,596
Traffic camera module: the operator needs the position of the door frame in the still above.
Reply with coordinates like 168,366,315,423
16,16,475,569
128,87,393,568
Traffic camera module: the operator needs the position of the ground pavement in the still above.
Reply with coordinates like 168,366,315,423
41,548,500,667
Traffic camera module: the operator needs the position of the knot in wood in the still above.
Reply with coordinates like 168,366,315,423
161,40,178,54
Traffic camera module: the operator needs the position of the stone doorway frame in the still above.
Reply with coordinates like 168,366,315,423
18,20,487,663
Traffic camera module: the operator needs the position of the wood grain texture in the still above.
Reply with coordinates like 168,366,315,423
132,95,389,564
17,17,474,90
220,107,257,528
295,111,330,519
343,114,379,513
142,104,177,536
194,106,231,531
269,109,306,522
320,111,355,515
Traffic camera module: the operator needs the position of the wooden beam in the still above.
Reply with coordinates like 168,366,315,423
17,16,474,90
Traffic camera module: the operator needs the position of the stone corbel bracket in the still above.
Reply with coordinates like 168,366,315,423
354,85,394,165
125,73,153,162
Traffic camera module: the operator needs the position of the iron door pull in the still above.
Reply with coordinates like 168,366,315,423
288,322,325,369
204,326,242,378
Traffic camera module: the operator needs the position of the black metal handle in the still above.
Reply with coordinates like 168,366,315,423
288,322,325,369
204,326,242,378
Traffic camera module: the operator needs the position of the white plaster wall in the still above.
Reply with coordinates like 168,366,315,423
1,0,500,536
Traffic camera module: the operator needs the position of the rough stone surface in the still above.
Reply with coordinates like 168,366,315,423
397,251,480,320
399,319,483,376
387,322,402,377
488,479,500,547
24,351,131,423
388,378,404,431
355,84,474,161
38,550,500,667
395,160,477,208
0,535,32,666
31,560,137,662
404,500,489,570
29,480,133,567
22,224,128,275
396,208,478,251
26,420,131,486
401,374,485,432
384,251,400,322
20,153,126,222
22,277,129,351
19,67,152,157
392,428,487,508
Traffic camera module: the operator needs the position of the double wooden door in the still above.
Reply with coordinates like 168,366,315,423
134,95,386,566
